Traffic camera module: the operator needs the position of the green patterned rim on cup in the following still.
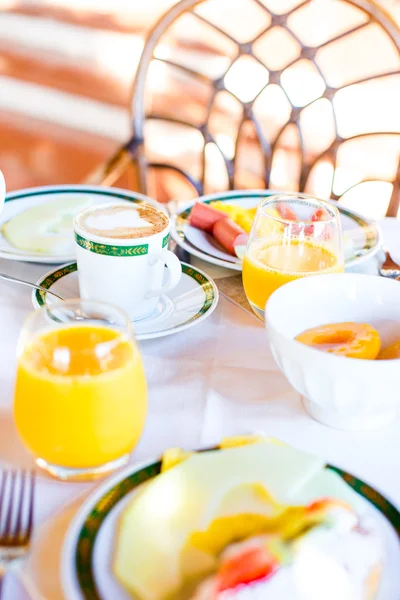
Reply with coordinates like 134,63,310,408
75,232,170,257
75,233,149,257
71,454,400,600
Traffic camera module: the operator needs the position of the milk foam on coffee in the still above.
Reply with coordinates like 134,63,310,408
77,204,168,239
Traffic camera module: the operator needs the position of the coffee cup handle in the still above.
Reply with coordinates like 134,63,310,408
146,250,182,298
0,170,5,215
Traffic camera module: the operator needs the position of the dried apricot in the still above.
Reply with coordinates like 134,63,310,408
295,322,381,359
377,340,400,360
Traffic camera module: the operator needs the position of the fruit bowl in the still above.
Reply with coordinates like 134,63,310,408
265,273,400,430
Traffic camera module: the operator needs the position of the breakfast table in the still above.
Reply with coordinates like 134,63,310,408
1,222,400,599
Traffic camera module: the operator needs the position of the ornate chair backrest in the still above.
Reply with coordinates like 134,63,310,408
129,0,400,217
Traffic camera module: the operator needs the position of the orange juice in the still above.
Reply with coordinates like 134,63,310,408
243,240,343,318
14,324,147,470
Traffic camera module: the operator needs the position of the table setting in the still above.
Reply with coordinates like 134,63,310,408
1,174,400,600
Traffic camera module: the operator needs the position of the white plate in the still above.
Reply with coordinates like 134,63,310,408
171,190,381,272
31,261,218,340
0,185,159,264
61,456,400,600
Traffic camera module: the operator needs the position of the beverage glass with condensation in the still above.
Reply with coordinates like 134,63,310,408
14,300,147,481
242,194,344,321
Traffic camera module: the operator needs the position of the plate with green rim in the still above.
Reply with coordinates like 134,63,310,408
0,185,159,264
61,450,400,600
31,261,218,341
170,190,382,272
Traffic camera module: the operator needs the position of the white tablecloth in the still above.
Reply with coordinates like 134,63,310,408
1,255,400,599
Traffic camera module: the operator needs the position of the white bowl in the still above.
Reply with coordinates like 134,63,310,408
265,274,400,430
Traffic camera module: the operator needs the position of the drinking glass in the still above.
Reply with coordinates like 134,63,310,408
14,300,147,481
242,194,344,320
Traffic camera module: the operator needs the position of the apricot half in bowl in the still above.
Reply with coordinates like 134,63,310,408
378,340,400,360
265,274,400,430
295,322,381,360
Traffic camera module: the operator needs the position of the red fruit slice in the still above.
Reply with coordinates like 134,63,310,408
305,207,332,238
311,207,330,222
216,546,279,593
189,202,227,232
306,497,351,515
276,202,298,222
213,218,246,256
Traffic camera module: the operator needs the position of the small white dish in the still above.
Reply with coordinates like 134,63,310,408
0,185,159,264
265,273,400,430
60,452,400,600
171,190,382,273
32,261,218,340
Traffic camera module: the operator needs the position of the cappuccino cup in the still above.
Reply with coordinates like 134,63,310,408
74,203,182,320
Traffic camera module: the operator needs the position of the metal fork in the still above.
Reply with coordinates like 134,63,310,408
0,470,35,598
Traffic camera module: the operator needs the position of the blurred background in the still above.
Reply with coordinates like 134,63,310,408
0,0,399,217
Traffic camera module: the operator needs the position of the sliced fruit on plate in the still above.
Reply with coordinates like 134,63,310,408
215,544,279,593
219,434,268,448
304,207,332,238
2,196,92,255
377,339,400,360
209,201,257,233
311,207,330,222
161,448,193,472
113,439,380,600
113,440,325,599
275,202,298,222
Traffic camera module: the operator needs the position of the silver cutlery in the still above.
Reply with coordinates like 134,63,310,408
379,248,400,279
0,273,65,301
0,469,35,597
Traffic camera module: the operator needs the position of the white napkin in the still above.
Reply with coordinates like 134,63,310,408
379,217,400,265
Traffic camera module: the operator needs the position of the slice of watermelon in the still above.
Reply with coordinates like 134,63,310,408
189,202,227,232
215,546,279,594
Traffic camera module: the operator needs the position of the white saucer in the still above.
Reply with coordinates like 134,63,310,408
32,261,219,340
0,185,159,264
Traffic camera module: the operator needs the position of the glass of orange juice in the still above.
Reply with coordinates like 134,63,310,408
14,300,147,481
243,194,344,320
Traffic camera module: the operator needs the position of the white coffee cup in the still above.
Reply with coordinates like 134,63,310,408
74,202,182,321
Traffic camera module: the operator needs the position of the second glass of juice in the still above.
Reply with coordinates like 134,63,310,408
243,194,344,320
14,300,147,481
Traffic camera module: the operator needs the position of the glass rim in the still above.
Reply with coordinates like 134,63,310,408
258,193,340,226
21,298,134,358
